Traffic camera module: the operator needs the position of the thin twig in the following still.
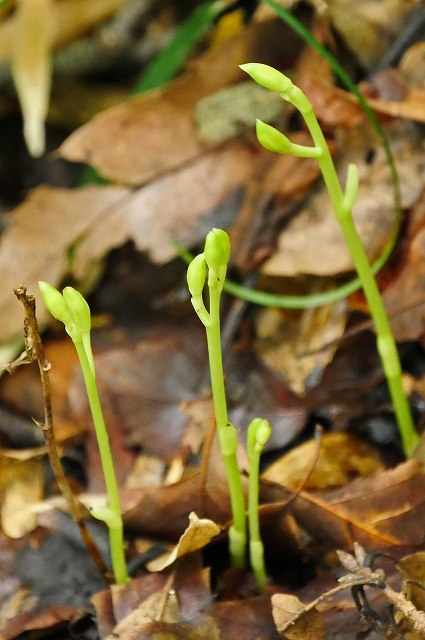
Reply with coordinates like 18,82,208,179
14,285,110,583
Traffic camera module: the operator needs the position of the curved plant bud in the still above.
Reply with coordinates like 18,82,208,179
240,63,291,93
256,120,292,154
204,228,230,271
255,419,272,449
247,417,272,459
63,287,91,335
256,120,321,158
187,253,207,297
39,281,72,325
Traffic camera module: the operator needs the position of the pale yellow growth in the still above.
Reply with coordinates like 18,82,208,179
6,0,131,156
12,0,53,156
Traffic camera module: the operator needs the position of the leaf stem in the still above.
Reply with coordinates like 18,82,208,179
73,340,129,584
301,101,418,455
206,279,246,568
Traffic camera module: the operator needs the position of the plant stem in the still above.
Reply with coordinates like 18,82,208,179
303,108,418,456
73,340,129,584
14,286,109,583
248,446,266,587
206,284,246,568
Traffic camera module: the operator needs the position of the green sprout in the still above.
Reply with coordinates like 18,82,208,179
247,418,272,587
240,62,418,457
38,282,129,584
187,230,246,568
188,230,271,586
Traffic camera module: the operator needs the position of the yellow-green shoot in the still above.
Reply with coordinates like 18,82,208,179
39,282,129,584
240,62,418,457
187,230,247,568
188,229,271,586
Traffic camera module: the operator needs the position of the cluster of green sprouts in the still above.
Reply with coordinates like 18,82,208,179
187,229,271,586
37,62,418,590
39,282,129,585
240,62,418,457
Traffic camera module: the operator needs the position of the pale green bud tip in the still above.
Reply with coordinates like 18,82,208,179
204,228,230,271
256,119,291,154
62,287,91,334
240,63,291,93
38,281,72,325
255,419,272,447
187,253,207,297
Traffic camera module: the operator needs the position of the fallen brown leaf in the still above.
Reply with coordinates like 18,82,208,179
291,459,425,549
254,300,347,395
262,433,383,491
326,0,416,68
59,17,303,185
71,143,255,276
271,593,324,640
0,185,127,343
0,143,252,345
0,458,44,538
147,512,220,572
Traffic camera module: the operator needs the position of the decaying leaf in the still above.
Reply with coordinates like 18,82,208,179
0,458,44,538
383,193,425,340
291,459,425,549
194,80,282,143
71,143,254,276
398,552,425,615
0,143,252,345
0,185,127,344
147,512,220,572
262,432,383,491
271,593,324,640
327,0,417,68
254,300,347,395
59,17,302,185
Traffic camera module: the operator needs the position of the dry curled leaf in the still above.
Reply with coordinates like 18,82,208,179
271,593,324,640
147,512,220,572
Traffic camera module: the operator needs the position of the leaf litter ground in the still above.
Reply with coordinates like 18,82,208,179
0,2,425,639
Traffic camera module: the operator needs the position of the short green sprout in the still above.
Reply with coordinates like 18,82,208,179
247,418,272,588
39,282,129,584
242,62,418,456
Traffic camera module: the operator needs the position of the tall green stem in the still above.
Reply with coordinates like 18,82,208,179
74,340,129,584
206,286,246,568
303,110,417,456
